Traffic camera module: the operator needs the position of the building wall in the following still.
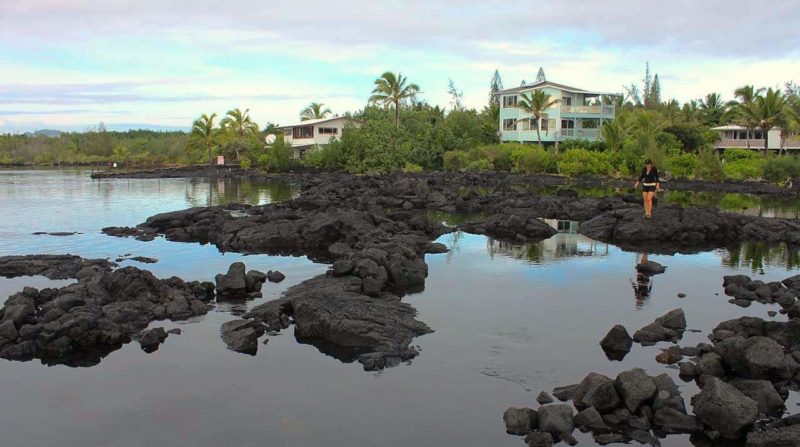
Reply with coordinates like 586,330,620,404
499,87,613,143
283,118,353,146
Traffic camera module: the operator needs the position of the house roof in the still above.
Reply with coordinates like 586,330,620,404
496,80,616,96
712,125,782,131
277,116,358,129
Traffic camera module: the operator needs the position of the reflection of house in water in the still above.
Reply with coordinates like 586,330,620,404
488,219,609,264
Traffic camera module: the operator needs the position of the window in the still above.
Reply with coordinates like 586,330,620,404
293,126,314,139
540,114,548,132
563,96,573,106
561,120,575,129
502,95,518,108
503,119,517,131
318,127,338,135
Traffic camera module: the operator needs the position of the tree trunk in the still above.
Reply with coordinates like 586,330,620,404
395,102,400,129
535,118,542,146
746,128,750,149
763,126,769,157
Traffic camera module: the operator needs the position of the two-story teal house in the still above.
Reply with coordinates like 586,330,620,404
498,80,617,144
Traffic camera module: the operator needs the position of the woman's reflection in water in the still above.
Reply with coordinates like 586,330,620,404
632,251,653,309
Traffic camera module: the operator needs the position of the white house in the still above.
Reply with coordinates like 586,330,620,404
277,117,361,158
498,80,618,144
711,125,800,152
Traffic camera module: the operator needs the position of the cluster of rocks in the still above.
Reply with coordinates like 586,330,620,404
505,368,695,446
598,308,686,361
723,273,800,310
137,326,181,352
0,254,114,280
214,262,271,300
0,263,212,366
115,255,158,264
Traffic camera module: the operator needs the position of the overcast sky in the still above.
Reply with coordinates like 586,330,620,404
1,0,798,132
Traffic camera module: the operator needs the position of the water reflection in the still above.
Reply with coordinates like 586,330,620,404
182,177,298,207
632,251,654,309
487,219,610,264
723,241,800,273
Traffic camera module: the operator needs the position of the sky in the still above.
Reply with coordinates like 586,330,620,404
0,0,799,133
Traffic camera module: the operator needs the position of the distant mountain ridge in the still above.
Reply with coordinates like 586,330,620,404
8,123,190,135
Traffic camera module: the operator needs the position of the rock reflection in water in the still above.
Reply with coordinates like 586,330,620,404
482,219,609,265
183,177,298,207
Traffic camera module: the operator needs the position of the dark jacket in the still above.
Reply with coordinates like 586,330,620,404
638,167,660,184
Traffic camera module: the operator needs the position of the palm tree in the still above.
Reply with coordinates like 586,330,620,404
191,112,218,164
517,89,560,146
221,108,259,137
681,100,701,123
369,71,420,129
300,102,332,121
699,93,728,126
600,117,630,152
731,85,766,148
738,88,788,156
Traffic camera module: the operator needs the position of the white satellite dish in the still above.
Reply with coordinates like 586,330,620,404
265,134,277,145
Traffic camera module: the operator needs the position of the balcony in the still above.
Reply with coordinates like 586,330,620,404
715,139,765,148
560,105,615,116
559,129,600,139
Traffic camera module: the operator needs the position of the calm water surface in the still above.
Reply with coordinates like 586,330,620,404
1,169,798,447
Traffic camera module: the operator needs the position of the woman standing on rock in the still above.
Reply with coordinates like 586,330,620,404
634,159,661,219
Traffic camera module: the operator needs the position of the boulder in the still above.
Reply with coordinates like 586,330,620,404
742,336,786,379
731,380,785,416
655,308,686,331
652,408,703,434
538,404,574,435
245,270,267,293
691,377,759,439
138,327,167,352
524,432,554,447
574,373,621,413
655,345,682,364
536,391,554,405
552,384,579,402
633,321,678,344
599,324,633,360
503,407,538,435
220,319,265,355
614,368,657,413
573,406,610,432
266,270,286,283
746,425,800,447
215,262,247,298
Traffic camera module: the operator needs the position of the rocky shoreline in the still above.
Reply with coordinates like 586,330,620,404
4,171,800,444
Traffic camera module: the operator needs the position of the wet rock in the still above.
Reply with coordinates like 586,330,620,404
599,324,633,360
536,391,554,405
742,336,787,379
695,352,725,379
266,270,285,283
746,425,800,447
633,322,679,344
138,327,167,352
503,407,538,435
655,308,686,331
678,361,697,380
731,380,784,416
459,214,557,243
245,270,267,293
0,254,113,280
651,373,686,414
656,345,683,364
220,319,265,355
691,377,759,439
614,368,657,413
244,276,431,371
573,406,610,432
653,407,703,434
552,384,578,402
215,262,247,299
574,373,621,413
629,429,659,446
524,432,553,447
593,433,626,445
0,320,18,340
538,404,574,435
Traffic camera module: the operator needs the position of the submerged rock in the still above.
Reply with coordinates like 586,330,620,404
599,324,633,360
138,327,168,352
220,319,265,355
0,254,114,280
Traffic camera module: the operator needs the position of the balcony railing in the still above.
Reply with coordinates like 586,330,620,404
560,105,615,115
560,129,600,139
715,139,766,148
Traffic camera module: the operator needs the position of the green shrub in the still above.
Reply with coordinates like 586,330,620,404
302,141,346,171
763,156,800,183
239,157,252,170
259,136,294,172
443,151,469,171
509,145,559,174
402,162,423,173
664,153,698,178
694,147,724,180
557,149,613,177
723,158,765,180
465,158,493,172
558,139,606,152
722,148,761,162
